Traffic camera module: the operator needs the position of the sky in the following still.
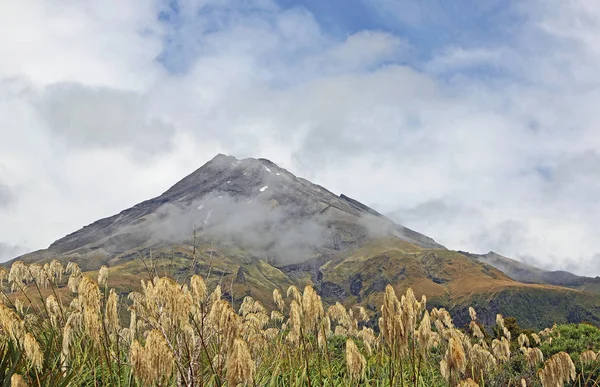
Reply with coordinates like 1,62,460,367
1,0,600,276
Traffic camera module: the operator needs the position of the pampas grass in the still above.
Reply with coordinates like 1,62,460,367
0,260,597,386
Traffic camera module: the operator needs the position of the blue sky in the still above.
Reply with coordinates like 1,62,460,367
2,0,600,276
157,0,522,76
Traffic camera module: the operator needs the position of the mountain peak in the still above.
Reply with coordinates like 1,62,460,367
27,154,444,263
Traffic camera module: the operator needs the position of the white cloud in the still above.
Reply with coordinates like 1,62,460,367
1,0,600,277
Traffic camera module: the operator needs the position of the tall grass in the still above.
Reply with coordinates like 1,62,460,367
0,261,598,386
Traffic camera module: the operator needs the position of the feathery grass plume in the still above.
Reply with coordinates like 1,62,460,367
286,300,302,344
65,262,81,275
242,311,269,334
318,315,332,348
29,264,49,288
531,333,541,346
9,261,29,283
357,326,377,355
432,307,455,330
105,288,120,334
67,274,81,293
380,284,400,347
322,315,331,335
273,288,285,312
302,285,324,333
521,378,527,387
355,306,368,322
46,295,61,328
14,299,24,315
286,285,302,305
65,264,82,293
226,338,254,387
458,378,479,387
503,327,511,341
492,337,511,363
0,303,26,344
496,314,505,329
468,306,477,321
49,260,63,282
239,296,256,317
97,266,108,287
142,276,193,330
61,312,82,370
24,332,43,371
416,310,439,355
208,299,241,349
0,266,7,287
263,327,279,341
441,336,467,381
9,262,32,292
522,347,544,368
346,338,366,382
10,374,28,387
271,310,284,322
538,351,575,387
518,333,530,348
580,350,597,366
328,302,352,329
400,287,419,334
334,325,349,336
130,329,175,386
128,307,137,342
78,276,102,345
469,321,485,340
190,274,207,303
209,284,222,305
470,344,496,378
28,264,40,282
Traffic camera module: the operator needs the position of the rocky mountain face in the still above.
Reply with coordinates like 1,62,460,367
11,154,600,329
22,154,443,265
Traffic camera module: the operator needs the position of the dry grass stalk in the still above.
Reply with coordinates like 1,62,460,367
226,338,254,386
10,374,28,387
346,338,366,382
130,329,175,385
468,307,477,322
98,266,109,288
273,288,285,312
77,276,102,346
441,336,466,381
580,349,597,366
522,347,544,368
105,289,120,334
492,337,510,363
538,351,576,387
458,378,479,387
190,274,207,303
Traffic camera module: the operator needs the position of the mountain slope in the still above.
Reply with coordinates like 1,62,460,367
460,251,600,293
9,154,600,329
17,154,442,266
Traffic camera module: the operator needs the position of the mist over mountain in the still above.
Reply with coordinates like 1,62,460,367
15,154,442,266
9,154,600,329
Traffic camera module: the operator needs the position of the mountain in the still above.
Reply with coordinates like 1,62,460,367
10,154,600,329
459,251,600,293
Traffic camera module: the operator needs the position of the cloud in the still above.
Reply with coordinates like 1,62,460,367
0,243,28,262
1,0,600,278
36,83,175,154
0,181,13,208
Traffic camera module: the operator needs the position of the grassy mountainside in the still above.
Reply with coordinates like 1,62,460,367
2,257,600,386
7,155,600,331
12,237,600,331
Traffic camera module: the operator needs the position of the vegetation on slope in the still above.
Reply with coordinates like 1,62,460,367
0,260,599,386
